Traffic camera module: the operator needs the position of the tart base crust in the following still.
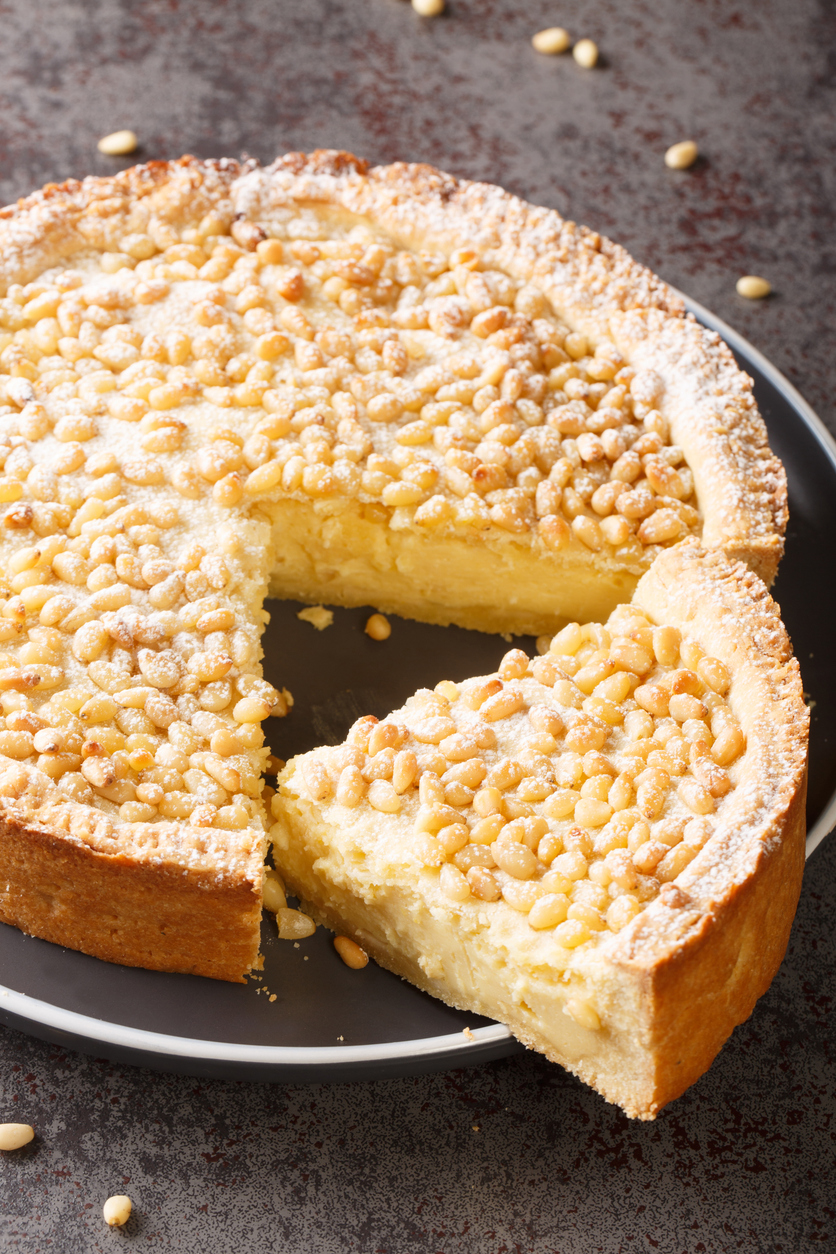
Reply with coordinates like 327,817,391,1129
0,763,265,982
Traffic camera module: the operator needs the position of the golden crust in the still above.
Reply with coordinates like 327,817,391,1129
0,760,264,981
272,542,808,1118
0,152,790,994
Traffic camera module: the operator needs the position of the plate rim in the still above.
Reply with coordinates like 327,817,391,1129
1,295,832,1072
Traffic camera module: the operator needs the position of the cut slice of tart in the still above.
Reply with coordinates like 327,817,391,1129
271,542,808,1119
0,151,788,980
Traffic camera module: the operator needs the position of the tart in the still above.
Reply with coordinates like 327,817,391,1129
272,542,808,1119
0,151,789,986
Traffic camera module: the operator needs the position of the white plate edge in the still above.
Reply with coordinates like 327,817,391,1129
0,983,512,1064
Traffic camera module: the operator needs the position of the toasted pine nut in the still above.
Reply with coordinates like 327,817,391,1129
0,1123,34,1150
334,935,369,969
262,868,287,913
532,27,571,54
664,140,699,170
365,613,391,641
572,38,598,68
97,130,138,156
103,1195,132,1226
276,907,316,940
736,275,771,299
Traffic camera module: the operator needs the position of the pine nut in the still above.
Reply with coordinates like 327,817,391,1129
232,696,272,723
368,779,401,813
572,39,599,68
365,613,391,641
262,868,287,913
440,862,471,902
276,908,316,940
103,1195,132,1226
563,998,601,1030
0,1123,34,1151
466,866,501,901
554,918,591,948
97,130,138,156
664,140,699,170
334,935,369,969
532,27,571,54
736,275,771,299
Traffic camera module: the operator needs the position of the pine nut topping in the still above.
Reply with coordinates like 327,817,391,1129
0,159,736,985
289,594,745,961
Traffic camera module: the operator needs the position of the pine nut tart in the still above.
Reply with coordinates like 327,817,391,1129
273,542,808,1119
0,151,790,992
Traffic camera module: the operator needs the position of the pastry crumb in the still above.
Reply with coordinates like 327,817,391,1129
462,1026,475,1040
297,605,334,631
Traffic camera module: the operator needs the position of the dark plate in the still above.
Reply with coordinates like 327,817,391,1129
0,298,832,1080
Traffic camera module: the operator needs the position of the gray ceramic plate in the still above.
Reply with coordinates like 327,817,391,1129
0,297,832,1081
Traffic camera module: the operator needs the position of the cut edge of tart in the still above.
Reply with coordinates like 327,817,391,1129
271,540,809,1119
0,151,790,986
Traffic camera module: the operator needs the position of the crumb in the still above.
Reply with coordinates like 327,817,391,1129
500,632,513,643
472,1125,480,1132
337,1035,344,1042
297,605,334,631
294,942,300,949
269,994,277,1003
462,1026,475,1040
304,955,309,960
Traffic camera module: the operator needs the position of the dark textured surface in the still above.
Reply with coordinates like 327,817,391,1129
0,1,834,1249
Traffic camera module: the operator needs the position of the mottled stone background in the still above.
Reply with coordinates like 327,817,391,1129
0,1,834,1250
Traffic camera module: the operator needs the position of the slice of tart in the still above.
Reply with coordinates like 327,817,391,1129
0,151,788,980
271,542,808,1119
